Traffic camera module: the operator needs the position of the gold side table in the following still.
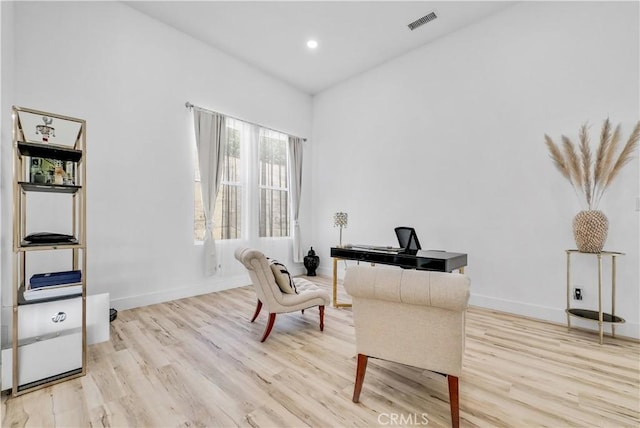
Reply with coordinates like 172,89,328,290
565,249,625,344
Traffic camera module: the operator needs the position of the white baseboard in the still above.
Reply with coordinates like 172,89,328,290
470,293,639,340
111,267,640,341
109,274,251,311
108,266,308,312
318,264,640,340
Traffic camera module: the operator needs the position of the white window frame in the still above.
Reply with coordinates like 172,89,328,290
258,129,290,239
194,119,292,243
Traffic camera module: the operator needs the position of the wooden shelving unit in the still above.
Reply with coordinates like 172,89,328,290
9,106,87,395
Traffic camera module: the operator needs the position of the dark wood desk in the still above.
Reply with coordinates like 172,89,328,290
331,246,468,308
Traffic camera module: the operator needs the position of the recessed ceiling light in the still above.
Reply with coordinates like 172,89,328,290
307,39,318,49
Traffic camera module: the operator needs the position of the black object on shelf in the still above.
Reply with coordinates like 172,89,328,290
21,232,79,248
24,232,76,243
567,308,624,323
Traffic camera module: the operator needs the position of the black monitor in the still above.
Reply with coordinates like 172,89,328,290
394,227,421,251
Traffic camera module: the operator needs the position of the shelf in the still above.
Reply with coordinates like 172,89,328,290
18,284,82,306
566,308,625,324
20,239,79,249
17,368,83,393
565,249,625,256
18,293,82,306
19,182,81,194
17,141,82,162
17,244,83,253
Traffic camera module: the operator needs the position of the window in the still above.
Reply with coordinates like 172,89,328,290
194,119,290,241
259,129,289,238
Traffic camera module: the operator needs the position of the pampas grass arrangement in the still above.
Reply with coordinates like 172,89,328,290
545,119,640,210
545,119,639,252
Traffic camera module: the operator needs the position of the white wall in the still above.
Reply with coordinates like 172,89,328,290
0,1,15,347
311,1,640,338
3,1,638,341
1,1,313,312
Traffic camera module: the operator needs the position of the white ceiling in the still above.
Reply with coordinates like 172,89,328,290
124,1,516,95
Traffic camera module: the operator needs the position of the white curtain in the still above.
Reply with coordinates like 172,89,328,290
288,136,304,262
193,108,226,276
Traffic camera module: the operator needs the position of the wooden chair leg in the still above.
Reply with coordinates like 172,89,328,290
319,305,325,331
260,313,276,342
448,375,460,428
352,354,368,403
250,300,262,323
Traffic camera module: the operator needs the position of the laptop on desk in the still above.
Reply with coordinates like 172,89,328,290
347,244,403,253
343,227,425,254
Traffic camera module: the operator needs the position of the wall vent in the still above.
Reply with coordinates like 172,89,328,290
408,11,438,31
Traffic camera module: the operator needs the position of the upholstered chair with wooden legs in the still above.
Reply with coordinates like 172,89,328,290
234,247,330,342
344,265,470,428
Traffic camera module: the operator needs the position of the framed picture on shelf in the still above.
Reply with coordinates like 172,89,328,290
30,157,75,185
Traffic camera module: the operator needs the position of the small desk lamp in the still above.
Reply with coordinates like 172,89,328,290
333,212,348,247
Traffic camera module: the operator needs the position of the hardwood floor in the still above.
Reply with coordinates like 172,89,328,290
2,275,639,427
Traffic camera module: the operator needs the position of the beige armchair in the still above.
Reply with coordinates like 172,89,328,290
234,247,330,342
344,265,470,428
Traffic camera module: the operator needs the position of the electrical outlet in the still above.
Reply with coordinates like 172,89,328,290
573,288,583,300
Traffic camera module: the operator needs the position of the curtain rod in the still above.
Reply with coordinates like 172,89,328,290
185,102,306,142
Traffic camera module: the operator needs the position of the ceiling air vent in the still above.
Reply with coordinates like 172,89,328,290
408,11,438,31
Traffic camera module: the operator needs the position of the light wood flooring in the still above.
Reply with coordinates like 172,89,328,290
2,275,639,427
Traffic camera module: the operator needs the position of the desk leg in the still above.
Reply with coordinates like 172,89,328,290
566,251,571,330
333,258,338,308
612,255,617,338
332,257,352,308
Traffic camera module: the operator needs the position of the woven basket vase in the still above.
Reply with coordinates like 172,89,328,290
573,210,608,253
